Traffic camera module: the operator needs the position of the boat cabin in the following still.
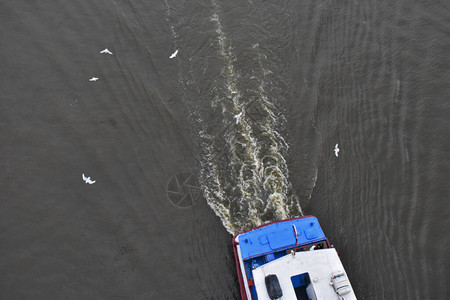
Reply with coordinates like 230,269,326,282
233,216,356,299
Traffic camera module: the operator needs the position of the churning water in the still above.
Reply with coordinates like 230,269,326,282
191,0,302,234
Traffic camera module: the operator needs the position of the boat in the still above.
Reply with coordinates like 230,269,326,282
232,216,357,299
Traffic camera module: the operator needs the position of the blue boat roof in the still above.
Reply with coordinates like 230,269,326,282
237,216,326,260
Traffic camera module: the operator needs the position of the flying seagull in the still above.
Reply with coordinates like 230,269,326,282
169,49,178,59
234,112,243,124
100,49,113,55
89,77,99,82
334,144,340,157
82,173,96,184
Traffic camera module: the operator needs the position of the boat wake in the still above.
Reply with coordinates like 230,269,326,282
165,0,302,234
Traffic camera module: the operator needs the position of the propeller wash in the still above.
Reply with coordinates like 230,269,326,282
193,1,301,235
165,0,303,235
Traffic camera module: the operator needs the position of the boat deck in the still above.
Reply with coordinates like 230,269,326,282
252,248,357,300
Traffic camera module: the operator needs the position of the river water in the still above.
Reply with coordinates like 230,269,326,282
1,0,449,299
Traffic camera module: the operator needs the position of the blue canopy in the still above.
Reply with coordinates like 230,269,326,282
237,216,326,260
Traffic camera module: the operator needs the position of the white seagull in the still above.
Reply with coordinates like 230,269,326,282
82,173,96,184
100,49,113,55
334,144,340,157
169,49,179,59
89,77,99,82
234,112,243,124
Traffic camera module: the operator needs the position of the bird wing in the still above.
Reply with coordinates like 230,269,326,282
82,173,87,181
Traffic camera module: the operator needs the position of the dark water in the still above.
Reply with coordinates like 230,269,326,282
1,0,449,299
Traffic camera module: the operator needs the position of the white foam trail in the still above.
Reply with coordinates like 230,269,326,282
196,1,302,234
162,0,302,234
